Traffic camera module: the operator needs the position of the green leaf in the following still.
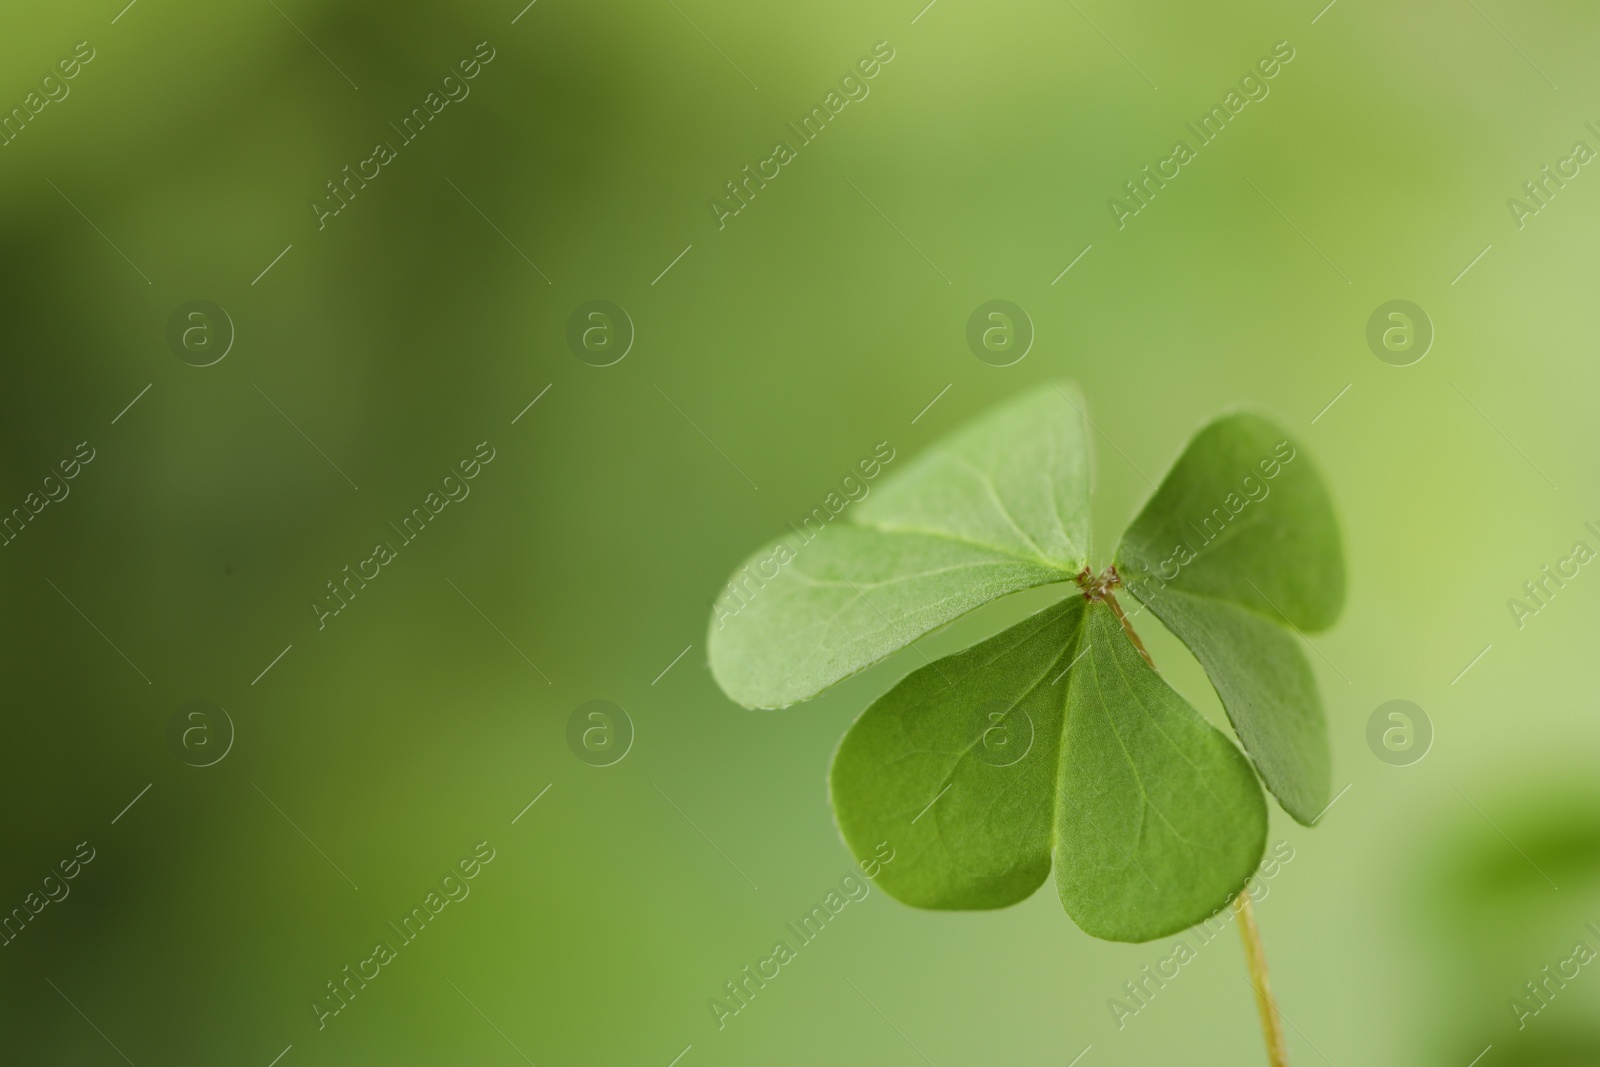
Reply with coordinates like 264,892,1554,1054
853,381,1093,569
708,382,1091,709
1115,414,1344,629
708,530,1066,710
1114,413,1344,824
829,597,1083,911
1056,603,1269,940
830,595,1267,942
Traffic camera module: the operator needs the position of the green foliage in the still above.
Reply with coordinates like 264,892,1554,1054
707,382,1344,942
707,383,1091,709
1115,412,1344,824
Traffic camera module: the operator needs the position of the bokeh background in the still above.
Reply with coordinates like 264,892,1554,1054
3,0,1598,1063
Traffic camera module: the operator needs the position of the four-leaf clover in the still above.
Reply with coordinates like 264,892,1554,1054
708,381,1343,941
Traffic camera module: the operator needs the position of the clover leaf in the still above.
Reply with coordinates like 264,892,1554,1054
706,381,1344,943
1115,413,1344,825
708,382,1092,710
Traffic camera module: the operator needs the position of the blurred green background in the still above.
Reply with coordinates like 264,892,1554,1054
3,0,1598,1062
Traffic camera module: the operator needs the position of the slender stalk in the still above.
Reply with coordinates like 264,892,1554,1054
1233,892,1291,1066
1100,590,1155,669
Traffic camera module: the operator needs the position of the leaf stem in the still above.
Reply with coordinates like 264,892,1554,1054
1233,891,1291,1067
1100,590,1155,669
